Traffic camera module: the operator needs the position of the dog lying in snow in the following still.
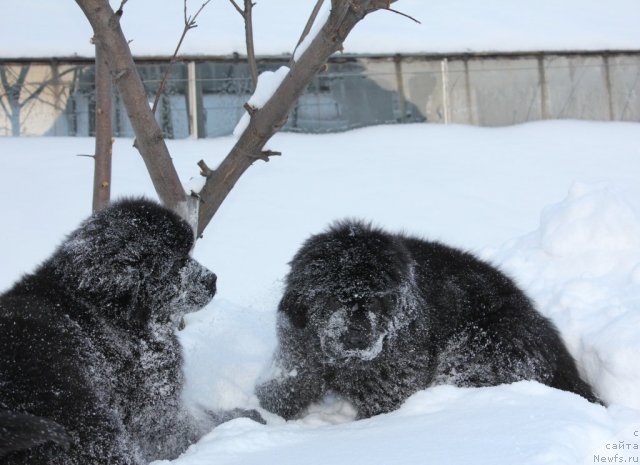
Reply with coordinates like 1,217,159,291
256,220,601,420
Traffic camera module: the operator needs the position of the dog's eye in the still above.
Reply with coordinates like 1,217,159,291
168,254,189,271
287,302,308,329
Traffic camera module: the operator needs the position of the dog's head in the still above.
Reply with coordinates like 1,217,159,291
49,198,216,328
279,220,421,365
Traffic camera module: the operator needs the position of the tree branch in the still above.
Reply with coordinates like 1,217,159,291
228,0,243,15
384,7,420,23
197,159,214,177
0,66,12,92
0,65,30,103
243,0,258,89
20,66,80,106
291,0,325,63
151,0,211,115
115,0,128,17
229,0,258,89
196,0,399,236
75,0,188,216
0,92,9,116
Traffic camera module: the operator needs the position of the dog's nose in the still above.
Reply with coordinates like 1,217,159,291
208,272,217,294
341,327,369,350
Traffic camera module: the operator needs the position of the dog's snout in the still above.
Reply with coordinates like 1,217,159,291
341,326,369,350
208,272,217,294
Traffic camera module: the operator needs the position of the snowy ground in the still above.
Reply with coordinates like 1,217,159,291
1,121,639,464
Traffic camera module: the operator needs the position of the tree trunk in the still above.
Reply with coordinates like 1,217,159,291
10,106,20,136
0,65,30,136
76,0,188,217
92,45,113,212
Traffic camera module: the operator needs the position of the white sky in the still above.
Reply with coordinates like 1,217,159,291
2,0,640,58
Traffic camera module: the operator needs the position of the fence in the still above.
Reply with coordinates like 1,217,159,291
1,51,639,138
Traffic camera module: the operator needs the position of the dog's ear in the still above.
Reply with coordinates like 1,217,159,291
279,292,308,329
110,279,150,329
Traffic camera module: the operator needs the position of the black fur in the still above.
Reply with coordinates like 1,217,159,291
256,220,600,420
0,411,71,456
0,199,217,464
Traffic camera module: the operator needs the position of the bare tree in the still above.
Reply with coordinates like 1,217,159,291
0,66,29,136
76,0,189,217
75,0,400,236
89,0,211,213
0,64,82,136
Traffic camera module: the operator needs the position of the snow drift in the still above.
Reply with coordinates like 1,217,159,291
0,122,638,465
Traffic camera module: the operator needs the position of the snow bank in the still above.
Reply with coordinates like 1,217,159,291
156,382,639,465
1,122,639,465
488,183,640,410
173,181,640,465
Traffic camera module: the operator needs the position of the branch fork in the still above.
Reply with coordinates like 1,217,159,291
76,0,403,236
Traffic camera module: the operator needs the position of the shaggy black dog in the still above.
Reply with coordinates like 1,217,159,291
0,199,217,464
256,220,600,420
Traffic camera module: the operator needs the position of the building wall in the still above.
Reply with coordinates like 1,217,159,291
392,52,640,127
1,51,638,138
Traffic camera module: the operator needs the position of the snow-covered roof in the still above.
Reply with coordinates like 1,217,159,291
3,0,640,59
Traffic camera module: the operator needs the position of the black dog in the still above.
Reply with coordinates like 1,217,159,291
0,411,71,456
256,220,600,420
0,199,217,464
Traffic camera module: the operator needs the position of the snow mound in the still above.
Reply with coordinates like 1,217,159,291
178,298,277,413
157,382,639,465
539,182,640,259
488,183,640,409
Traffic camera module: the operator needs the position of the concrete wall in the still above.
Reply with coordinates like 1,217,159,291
1,51,639,137
382,52,640,127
